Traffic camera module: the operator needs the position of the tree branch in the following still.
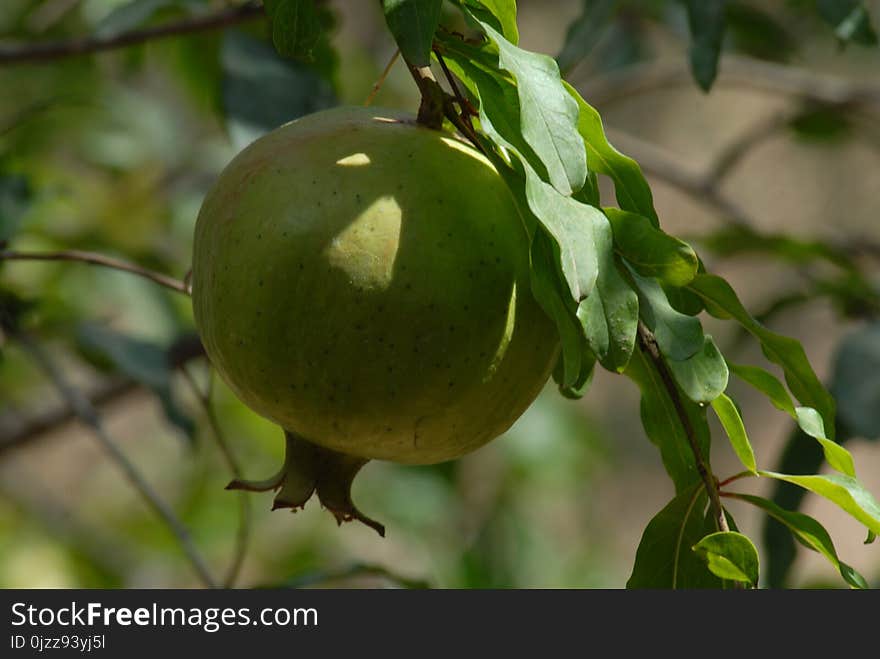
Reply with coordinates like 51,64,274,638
9,328,218,588
636,321,730,535
0,1,264,66
0,249,189,295
581,55,880,111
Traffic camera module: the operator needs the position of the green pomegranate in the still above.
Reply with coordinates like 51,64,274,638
192,106,559,534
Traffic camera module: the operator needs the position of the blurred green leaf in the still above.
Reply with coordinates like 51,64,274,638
688,273,836,437
382,0,443,67
831,323,880,440
221,31,336,148
711,393,756,473
630,270,704,361
95,0,181,38
789,104,852,141
556,0,617,73
564,81,659,225
682,0,727,91
0,173,32,243
75,323,195,442
667,335,728,403
607,208,698,287
736,493,868,588
725,2,797,62
625,347,710,493
627,483,722,588
554,349,595,399
760,471,880,536
264,0,324,60
816,0,878,46
692,531,759,586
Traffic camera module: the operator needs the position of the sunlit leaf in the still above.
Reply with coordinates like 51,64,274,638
736,493,868,588
795,407,856,477
474,19,587,195
688,273,836,437
760,471,880,536
711,393,756,473
728,362,796,417
607,208,698,287
667,335,728,404
692,531,759,587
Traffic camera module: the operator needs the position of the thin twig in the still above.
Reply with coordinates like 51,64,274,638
636,321,730,535
364,48,400,107
181,365,251,588
581,55,880,110
0,249,189,295
0,333,205,455
0,1,264,66
9,329,218,588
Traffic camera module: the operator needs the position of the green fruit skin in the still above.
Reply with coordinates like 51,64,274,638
192,106,559,465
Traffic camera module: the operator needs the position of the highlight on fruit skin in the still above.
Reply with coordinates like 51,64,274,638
192,106,560,534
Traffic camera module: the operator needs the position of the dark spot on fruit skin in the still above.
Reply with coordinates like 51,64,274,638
386,426,393,432
289,384,297,390
258,280,264,287
257,233,262,240
448,381,455,388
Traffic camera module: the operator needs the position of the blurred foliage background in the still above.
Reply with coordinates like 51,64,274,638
1,0,879,588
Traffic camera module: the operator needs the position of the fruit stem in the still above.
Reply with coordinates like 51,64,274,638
227,430,385,537
405,61,446,130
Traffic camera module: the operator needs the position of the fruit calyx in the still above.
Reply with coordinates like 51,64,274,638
226,430,385,537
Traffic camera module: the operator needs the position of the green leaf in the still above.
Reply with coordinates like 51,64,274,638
831,323,880,441
475,19,587,195
577,250,638,372
760,471,880,536
795,407,856,477
0,173,32,243
692,531,759,587
264,0,324,60
75,323,195,442
667,335,728,404
523,167,598,303
382,0,443,67
728,362,796,416
631,270,704,362
455,0,519,44
625,348,710,493
683,0,727,91
628,483,722,588
866,530,876,545
563,82,658,225
607,209,698,286
736,493,868,588
725,2,797,62
221,32,336,149
817,0,878,46
711,393,756,473
554,350,595,399
688,273,836,437
531,230,587,389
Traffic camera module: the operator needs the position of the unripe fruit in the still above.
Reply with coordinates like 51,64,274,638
192,106,559,532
